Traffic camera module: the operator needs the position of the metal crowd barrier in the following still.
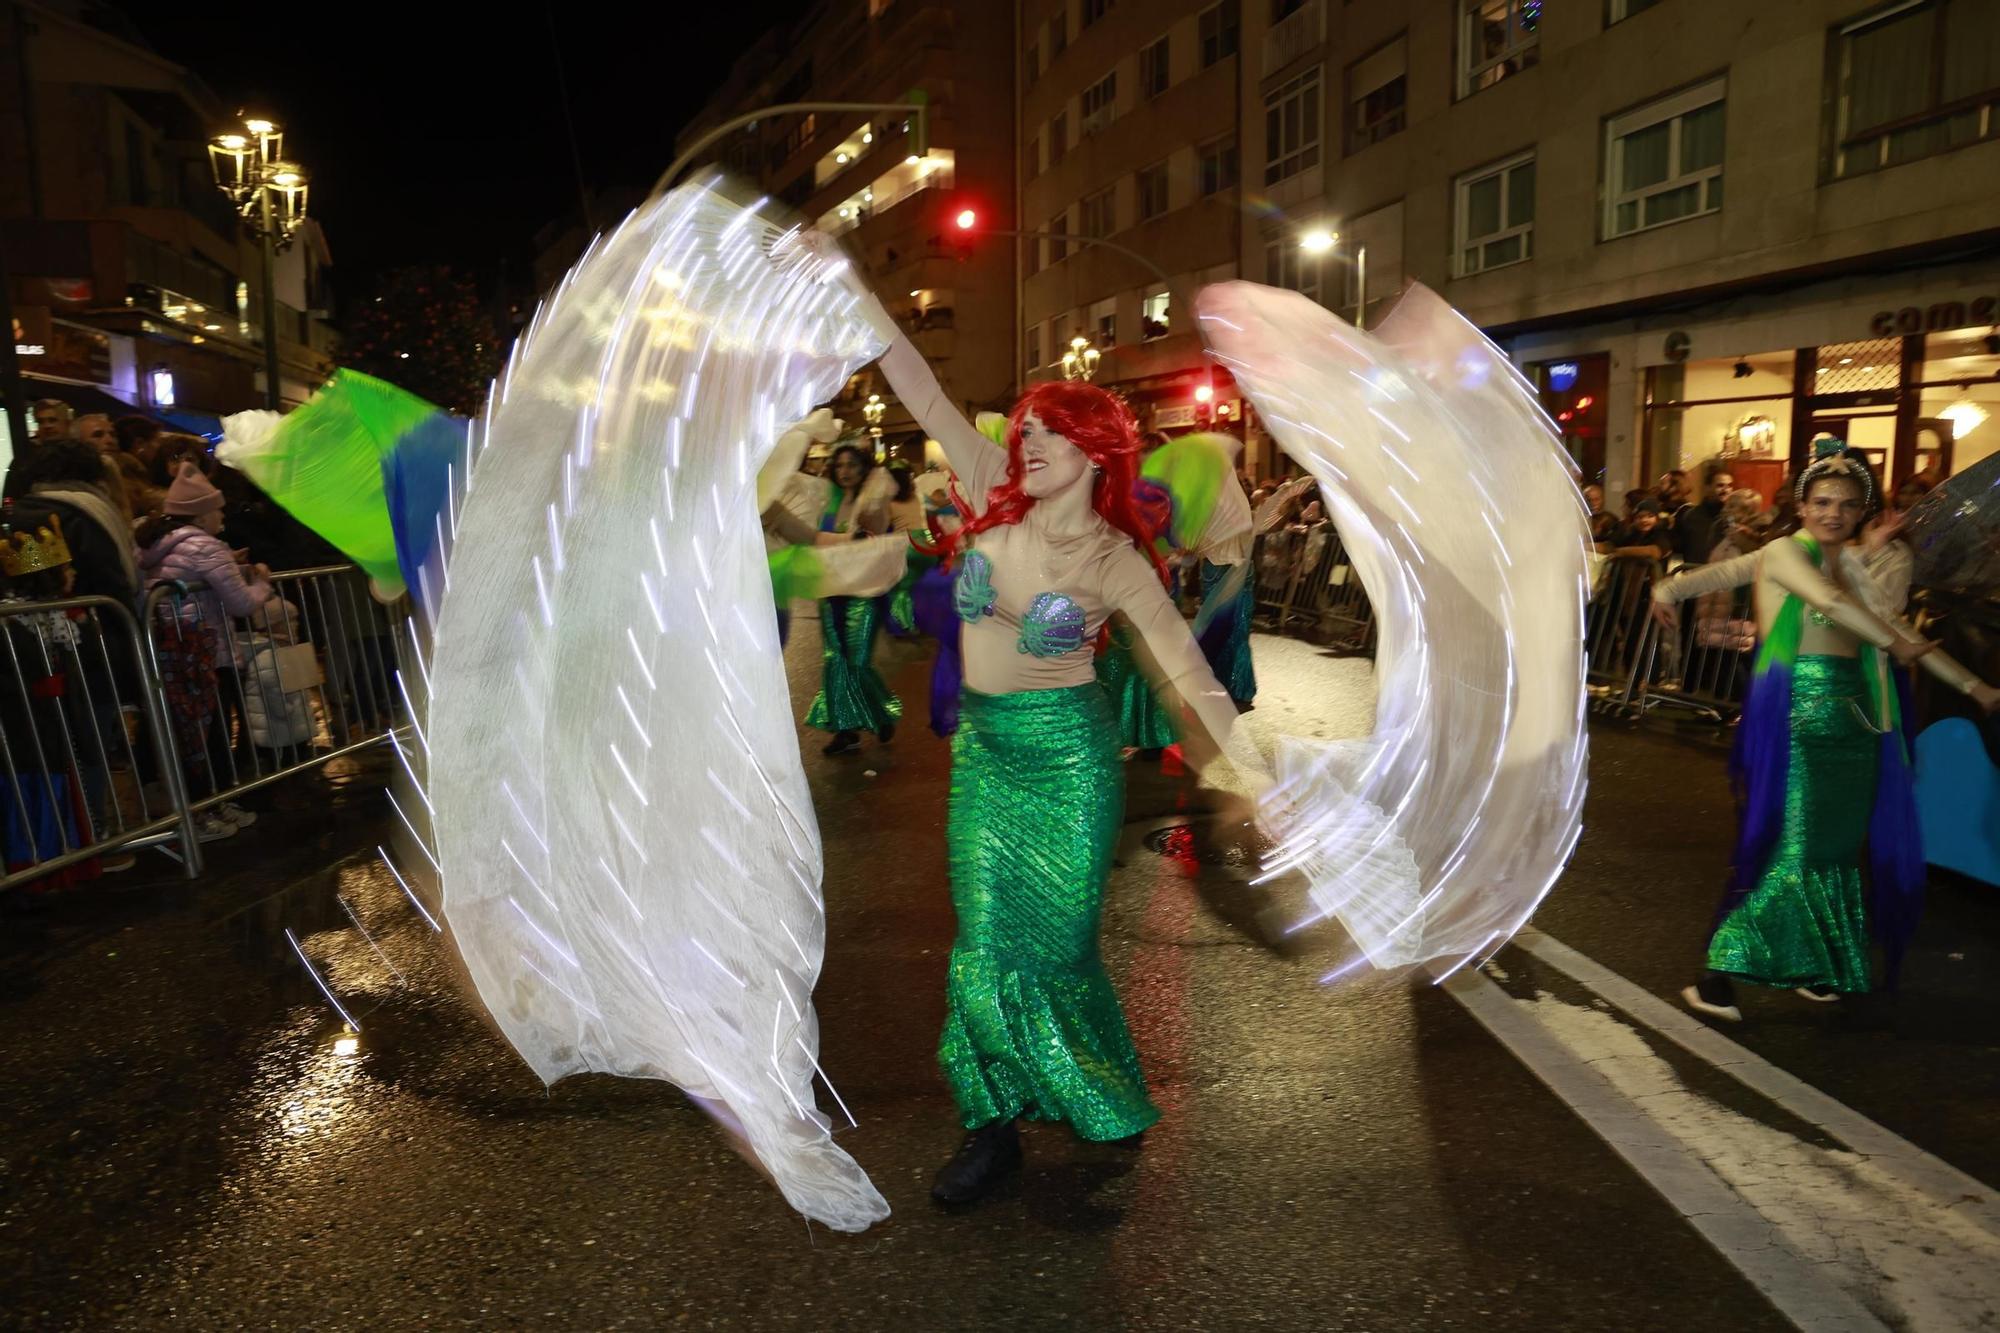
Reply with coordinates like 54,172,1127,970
2,564,405,892
1,594,201,890
1584,553,1755,722
1251,526,1376,653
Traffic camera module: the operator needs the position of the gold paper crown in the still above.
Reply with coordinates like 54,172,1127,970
1,511,74,577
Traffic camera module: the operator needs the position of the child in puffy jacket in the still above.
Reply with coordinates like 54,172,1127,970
136,463,290,836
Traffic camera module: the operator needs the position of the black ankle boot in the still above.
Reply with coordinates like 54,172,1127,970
822,731,861,756
931,1119,1021,1205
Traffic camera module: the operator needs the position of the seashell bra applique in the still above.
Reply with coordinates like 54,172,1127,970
951,551,1088,659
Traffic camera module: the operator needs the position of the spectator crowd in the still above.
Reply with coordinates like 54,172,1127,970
2,399,349,896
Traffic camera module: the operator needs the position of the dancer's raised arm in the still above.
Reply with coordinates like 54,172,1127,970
852,291,1008,513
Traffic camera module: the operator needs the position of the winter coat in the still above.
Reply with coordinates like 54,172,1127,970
139,524,280,666
239,635,313,749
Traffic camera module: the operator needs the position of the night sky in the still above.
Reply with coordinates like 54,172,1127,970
135,3,815,296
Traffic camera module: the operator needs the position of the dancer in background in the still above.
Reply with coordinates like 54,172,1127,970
805,442,900,756
857,290,1251,1205
1652,446,1999,1021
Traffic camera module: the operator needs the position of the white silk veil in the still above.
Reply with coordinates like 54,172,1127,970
417,182,890,1231
1200,282,1592,978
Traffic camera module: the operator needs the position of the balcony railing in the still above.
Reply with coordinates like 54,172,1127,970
1263,0,1325,77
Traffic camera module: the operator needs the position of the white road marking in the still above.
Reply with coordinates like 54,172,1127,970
1447,935,2000,1332
1512,930,2000,1241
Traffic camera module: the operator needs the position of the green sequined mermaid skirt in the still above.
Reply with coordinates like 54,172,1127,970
939,683,1160,1140
1709,655,1878,992
1094,624,1180,750
805,596,901,736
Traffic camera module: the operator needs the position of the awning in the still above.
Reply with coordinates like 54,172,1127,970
20,375,152,421
158,408,224,440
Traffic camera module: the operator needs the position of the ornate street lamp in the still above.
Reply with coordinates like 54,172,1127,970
862,392,886,459
209,114,310,409
1061,334,1101,382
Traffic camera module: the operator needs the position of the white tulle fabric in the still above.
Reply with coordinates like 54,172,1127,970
423,183,890,1231
1199,282,1592,976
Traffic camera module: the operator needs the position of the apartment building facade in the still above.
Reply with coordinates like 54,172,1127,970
1234,0,2000,496
1019,0,1263,465
1,1,337,426
674,0,1016,465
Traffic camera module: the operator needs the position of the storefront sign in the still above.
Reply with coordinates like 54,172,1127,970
1869,296,1998,337
20,319,113,385
1547,362,1580,391
11,308,51,356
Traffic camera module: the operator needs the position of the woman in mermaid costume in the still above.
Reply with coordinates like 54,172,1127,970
857,292,1247,1204
805,442,902,756
1651,446,1998,1020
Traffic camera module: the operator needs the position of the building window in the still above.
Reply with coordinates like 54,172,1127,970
1454,151,1535,275
1090,296,1117,346
1199,134,1239,195
1027,42,1041,88
1829,0,2000,180
1050,7,1068,57
1200,0,1240,68
1264,66,1322,185
1026,323,1042,373
1459,0,1541,97
1610,0,1663,20
1347,38,1406,153
1142,288,1170,340
1079,186,1117,239
1050,111,1069,165
1082,0,1111,28
1605,77,1725,238
1263,236,1321,303
1141,35,1170,99
1048,209,1069,264
1082,72,1118,135
1137,161,1170,220
125,124,150,207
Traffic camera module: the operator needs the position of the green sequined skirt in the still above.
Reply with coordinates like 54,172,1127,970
1094,624,1180,750
939,683,1160,1140
1710,655,1878,992
805,596,901,736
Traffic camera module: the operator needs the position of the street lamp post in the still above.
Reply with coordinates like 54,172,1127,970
1060,334,1101,382
1300,228,1367,329
209,116,310,410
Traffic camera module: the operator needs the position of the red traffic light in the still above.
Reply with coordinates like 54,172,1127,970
954,207,978,230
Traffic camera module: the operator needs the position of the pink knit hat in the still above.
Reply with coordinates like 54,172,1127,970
163,461,224,516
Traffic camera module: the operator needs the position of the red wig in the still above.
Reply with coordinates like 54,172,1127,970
929,380,1170,585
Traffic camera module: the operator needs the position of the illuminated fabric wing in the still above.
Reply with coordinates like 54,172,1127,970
1198,282,1590,977
421,183,890,1231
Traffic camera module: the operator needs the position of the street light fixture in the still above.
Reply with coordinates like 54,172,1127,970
1061,334,1101,383
209,112,310,409
1298,227,1368,329
862,391,887,459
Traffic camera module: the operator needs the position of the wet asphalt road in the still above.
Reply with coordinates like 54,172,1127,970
1,623,1992,1331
